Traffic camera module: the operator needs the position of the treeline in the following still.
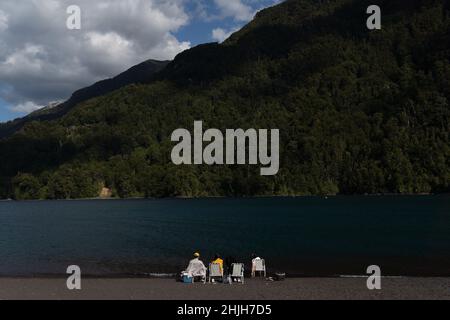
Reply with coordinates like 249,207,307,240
0,0,449,200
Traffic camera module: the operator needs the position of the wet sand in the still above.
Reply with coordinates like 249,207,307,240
0,277,449,300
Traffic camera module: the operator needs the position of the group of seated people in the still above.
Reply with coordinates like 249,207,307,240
181,252,265,283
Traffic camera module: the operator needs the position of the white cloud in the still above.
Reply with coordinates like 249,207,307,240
212,0,282,22
0,10,8,31
214,0,255,21
9,101,43,113
212,27,238,43
0,0,191,113
209,1,282,43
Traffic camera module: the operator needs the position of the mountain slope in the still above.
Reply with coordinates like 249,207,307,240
1,0,449,199
0,59,169,138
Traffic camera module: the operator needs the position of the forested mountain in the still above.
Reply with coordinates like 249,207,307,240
1,0,449,200
0,60,169,138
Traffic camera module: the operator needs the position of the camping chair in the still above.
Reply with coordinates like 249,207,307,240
230,263,245,284
252,259,266,278
208,263,224,283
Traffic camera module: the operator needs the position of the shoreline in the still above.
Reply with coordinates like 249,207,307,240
0,193,446,203
1,273,450,280
1,277,449,300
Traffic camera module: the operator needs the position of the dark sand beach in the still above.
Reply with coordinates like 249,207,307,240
1,277,449,300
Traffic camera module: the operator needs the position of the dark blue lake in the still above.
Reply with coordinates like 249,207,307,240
0,196,449,277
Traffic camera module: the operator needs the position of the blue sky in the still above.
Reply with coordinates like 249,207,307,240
0,97,10,122
0,0,280,123
175,0,279,45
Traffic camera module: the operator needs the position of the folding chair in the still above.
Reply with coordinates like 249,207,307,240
231,263,245,284
252,258,266,278
208,263,224,283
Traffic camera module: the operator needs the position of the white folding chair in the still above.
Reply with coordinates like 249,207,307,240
231,263,245,284
208,263,224,283
252,258,266,278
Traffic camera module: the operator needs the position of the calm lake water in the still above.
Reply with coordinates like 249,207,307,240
0,196,449,277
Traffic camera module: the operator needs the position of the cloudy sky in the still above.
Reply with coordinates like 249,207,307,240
0,0,280,122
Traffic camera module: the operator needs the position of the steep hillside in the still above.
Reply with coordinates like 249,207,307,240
0,59,169,138
1,0,449,199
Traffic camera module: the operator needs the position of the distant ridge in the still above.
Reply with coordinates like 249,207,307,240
0,59,169,138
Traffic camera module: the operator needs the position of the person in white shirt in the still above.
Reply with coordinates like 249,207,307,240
184,252,207,281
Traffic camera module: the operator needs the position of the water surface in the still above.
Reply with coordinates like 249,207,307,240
0,196,449,277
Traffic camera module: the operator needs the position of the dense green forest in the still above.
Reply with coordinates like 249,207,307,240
0,0,449,200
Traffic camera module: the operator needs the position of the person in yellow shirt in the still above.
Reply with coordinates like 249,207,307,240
212,254,224,273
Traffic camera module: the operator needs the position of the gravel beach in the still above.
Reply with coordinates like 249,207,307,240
1,277,449,300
